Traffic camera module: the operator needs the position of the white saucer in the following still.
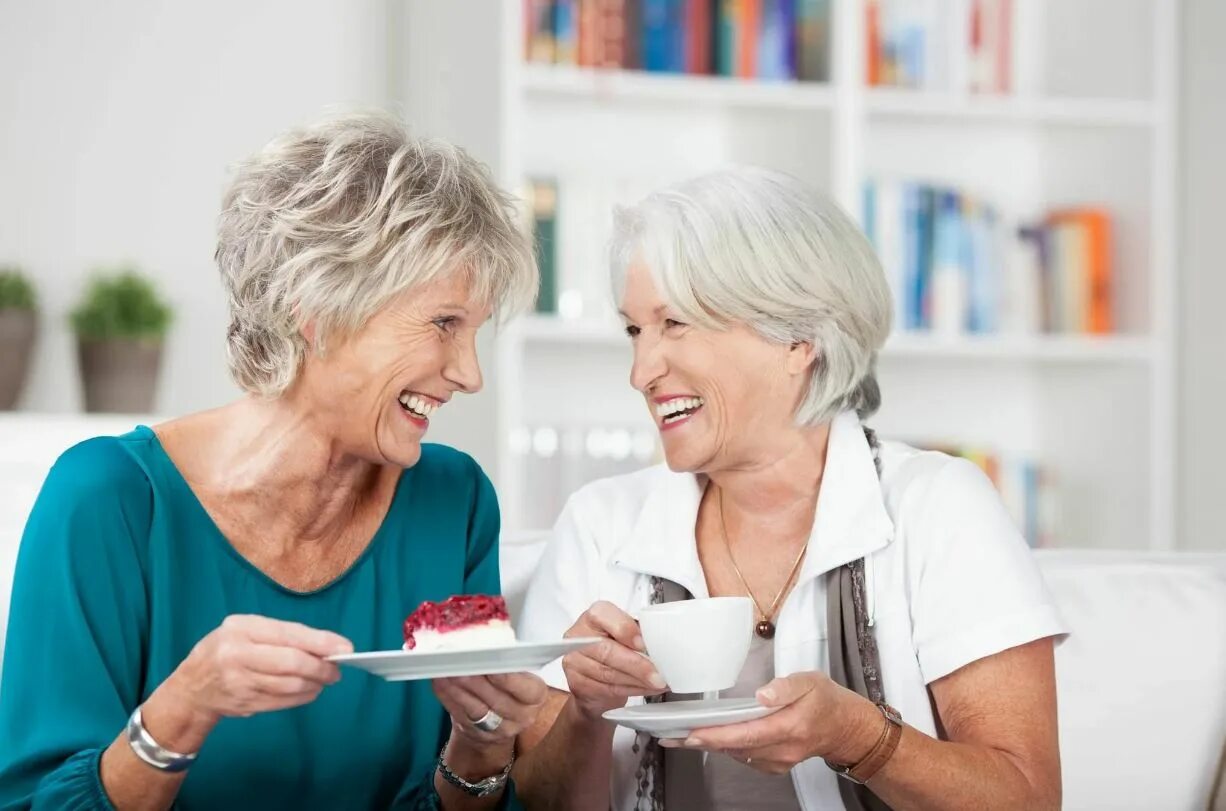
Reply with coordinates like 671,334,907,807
602,697,780,739
328,638,600,681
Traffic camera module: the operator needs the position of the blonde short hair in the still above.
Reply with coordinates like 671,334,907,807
610,167,891,424
216,111,537,397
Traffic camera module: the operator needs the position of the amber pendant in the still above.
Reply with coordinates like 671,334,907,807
755,619,776,639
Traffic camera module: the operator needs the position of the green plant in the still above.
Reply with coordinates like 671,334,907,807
0,266,36,311
70,268,173,341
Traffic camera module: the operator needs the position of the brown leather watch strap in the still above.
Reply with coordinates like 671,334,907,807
828,703,904,785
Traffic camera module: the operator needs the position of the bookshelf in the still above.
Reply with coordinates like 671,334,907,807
399,0,1178,552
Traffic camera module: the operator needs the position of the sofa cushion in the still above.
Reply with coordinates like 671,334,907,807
1037,550,1226,811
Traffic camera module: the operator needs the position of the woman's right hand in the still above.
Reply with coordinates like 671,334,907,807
562,601,668,720
161,614,353,727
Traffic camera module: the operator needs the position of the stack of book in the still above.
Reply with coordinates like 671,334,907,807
866,0,1011,93
525,0,832,82
864,179,1113,335
924,442,1057,548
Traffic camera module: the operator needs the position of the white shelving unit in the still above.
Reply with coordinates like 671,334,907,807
401,0,1178,551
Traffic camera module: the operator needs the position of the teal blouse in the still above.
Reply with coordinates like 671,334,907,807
0,427,521,810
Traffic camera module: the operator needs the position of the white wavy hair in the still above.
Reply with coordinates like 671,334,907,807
216,111,537,397
610,167,892,425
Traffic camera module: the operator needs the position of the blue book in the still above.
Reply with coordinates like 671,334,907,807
643,0,673,71
901,184,921,330
757,0,790,80
669,0,687,73
1024,461,1040,547
968,206,999,333
781,0,797,79
915,186,936,329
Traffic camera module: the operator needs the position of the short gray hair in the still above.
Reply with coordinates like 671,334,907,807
610,167,891,424
217,111,537,397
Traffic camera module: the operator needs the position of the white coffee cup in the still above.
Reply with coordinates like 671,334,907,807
637,596,754,694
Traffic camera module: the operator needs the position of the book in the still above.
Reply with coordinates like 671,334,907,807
796,0,830,82
529,179,559,315
526,0,557,62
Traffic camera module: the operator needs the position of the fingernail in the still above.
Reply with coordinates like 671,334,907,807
758,687,777,703
649,672,668,689
685,737,703,747
659,739,679,748
633,635,646,652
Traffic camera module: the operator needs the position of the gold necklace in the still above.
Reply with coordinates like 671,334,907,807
716,485,810,639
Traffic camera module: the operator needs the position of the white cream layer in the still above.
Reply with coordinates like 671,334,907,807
404,618,516,652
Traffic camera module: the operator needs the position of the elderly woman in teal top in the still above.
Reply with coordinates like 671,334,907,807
0,113,543,810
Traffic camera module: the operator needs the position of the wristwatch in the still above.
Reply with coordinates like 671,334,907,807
125,705,199,773
826,702,903,785
436,740,515,798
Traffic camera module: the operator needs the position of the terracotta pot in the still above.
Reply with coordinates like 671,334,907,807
77,337,163,413
0,309,37,410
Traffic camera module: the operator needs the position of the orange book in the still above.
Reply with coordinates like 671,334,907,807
1048,209,1113,334
866,0,880,86
578,0,600,67
738,0,760,78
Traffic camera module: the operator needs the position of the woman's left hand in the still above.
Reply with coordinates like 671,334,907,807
660,671,872,775
433,672,549,752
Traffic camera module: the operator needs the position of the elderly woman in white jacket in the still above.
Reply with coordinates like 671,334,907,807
512,168,1067,811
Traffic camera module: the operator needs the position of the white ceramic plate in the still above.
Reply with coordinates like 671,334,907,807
603,697,780,739
328,638,601,681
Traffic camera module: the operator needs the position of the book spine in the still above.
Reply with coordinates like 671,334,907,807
642,0,672,71
555,0,578,64
624,0,644,69
738,0,760,78
599,0,627,67
531,179,559,315
795,0,829,82
527,0,558,62
717,0,739,76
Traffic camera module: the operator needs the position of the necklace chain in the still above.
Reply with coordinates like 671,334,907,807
716,485,810,627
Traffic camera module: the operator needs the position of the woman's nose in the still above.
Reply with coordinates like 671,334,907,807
446,338,484,394
629,335,666,393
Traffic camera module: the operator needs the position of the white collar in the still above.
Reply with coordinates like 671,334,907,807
611,411,895,594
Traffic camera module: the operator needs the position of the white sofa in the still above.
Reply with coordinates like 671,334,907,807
3,415,1225,810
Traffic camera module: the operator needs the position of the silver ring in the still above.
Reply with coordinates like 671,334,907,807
472,709,503,733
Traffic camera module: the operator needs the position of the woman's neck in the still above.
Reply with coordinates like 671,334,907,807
706,422,832,529
171,397,392,550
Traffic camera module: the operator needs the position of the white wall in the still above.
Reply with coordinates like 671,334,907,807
1179,0,1226,551
0,1,391,413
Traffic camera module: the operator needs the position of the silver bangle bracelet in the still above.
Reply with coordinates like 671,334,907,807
125,705,199,773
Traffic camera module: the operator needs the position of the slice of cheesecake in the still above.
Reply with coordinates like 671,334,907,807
402,594,516,652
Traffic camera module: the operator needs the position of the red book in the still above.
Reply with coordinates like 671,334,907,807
598,0,627,68
686,0,714,74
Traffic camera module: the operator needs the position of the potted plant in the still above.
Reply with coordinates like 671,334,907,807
71,268,172,413
0,266,37,410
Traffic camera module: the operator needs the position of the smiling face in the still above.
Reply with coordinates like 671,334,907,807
620,260,816,474
294,272,490,469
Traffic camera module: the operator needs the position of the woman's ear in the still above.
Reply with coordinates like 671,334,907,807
300,319,318,349
787,341,818,375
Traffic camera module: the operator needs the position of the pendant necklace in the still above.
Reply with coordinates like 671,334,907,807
716,485,810,640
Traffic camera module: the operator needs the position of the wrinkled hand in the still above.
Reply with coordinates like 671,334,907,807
433,672,549,748
660,671,869,775
169,614,352,723
562,600,668,720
